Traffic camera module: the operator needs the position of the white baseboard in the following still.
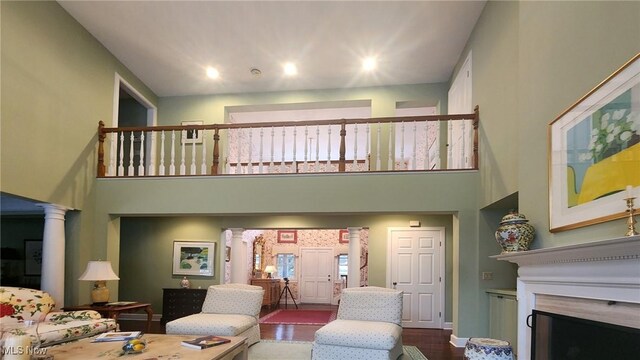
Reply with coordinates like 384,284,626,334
449,334,469,348
118,313,162,322
443,321,453,330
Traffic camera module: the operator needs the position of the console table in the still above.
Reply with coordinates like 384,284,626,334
161,288,207,325
63,302,153,333
250,278,281,308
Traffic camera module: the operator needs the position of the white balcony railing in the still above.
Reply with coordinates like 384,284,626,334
97,107,479,178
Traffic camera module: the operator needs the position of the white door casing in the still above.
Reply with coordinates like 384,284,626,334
300,248,333,304
447,51,473,169
387,227,445,328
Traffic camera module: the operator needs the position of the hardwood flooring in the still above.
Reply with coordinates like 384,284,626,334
120,303,464,360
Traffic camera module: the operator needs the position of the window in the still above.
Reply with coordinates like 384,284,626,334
338,254,348,276
276,253,295,279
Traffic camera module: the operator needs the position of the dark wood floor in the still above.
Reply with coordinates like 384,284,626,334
120,303,464,360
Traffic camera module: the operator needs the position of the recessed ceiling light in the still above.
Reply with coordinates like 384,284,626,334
206,67,219,79
283,62,297,76
362,57,377,72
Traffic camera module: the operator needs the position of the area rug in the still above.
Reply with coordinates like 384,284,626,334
248,340,428,360
259,309,337,325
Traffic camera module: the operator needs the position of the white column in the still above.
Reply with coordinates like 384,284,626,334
229,228,248,284
37,204,69,309
347,227,361,288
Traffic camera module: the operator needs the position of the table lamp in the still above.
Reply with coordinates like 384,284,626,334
78,261,120,305
264,265,276,278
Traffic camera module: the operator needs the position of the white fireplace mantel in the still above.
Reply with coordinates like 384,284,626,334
493,235,640,359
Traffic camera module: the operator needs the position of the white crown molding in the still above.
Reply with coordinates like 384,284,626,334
491,235,640,267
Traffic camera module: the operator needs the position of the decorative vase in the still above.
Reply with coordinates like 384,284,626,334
464,338,514,360
180,276,190,289
495,210,535,253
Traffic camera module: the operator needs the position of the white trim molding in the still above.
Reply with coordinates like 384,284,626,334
494,235,640,359
449,334,469,348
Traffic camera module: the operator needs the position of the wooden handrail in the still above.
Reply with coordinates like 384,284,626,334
99,113,477,133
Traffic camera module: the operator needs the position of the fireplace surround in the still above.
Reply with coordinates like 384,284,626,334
494,235,640,359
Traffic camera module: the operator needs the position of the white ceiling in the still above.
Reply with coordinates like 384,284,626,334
57,0,486,97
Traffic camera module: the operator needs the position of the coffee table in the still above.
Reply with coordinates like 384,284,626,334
45,334,247,360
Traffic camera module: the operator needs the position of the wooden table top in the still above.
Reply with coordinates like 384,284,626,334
62,302,151,311
45,334,247,360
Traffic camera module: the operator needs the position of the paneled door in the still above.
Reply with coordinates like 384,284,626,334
299,248,333,304
388,228,444,328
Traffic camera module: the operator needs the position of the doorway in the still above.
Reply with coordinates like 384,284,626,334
110,73,157,176
447,51,473,169
387,227,445,328
299,248,333,304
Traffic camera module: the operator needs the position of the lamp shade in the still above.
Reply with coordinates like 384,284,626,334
264,265,276,274
78,261,120,281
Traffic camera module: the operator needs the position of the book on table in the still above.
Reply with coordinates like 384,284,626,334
93,331,142,342
181,335,231,349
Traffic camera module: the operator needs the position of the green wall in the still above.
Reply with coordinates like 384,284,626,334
0,1,157,304
119,214,454,321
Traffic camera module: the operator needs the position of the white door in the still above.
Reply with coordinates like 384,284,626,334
447,51,473,169
388,228,444,328
300,248,333,304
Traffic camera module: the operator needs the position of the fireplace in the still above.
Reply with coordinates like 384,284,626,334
530,309,640,359
494,235,640,359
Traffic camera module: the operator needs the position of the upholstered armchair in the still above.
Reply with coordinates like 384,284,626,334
165,283,264,345
312,286,403,360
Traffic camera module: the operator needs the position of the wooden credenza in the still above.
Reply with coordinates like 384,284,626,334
161,288,207,325
251,278,281,308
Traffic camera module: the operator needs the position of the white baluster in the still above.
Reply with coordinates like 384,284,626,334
315,125,320,169
247,127,253,174
292,126,297,172
388,123,394,171
303,126,308,172
180,130,186,175
259,128,264,173
462,119,467,168
327,126,332,171
169,130,176,176
400,122,405,170
118,132,125,176
376,123,381,171
147,131,155,176
108,133,116,176
236,129,242,174
138,131,145,176
128,131,134,176
201,132,207,175
435,121,441,169
280,127,286,172
353,124,358,167
159,131,166,176
412,122,417,170
365,124,370,171
447,121,453,169
190,133,197,175
269,127,275,173
425,121,431,170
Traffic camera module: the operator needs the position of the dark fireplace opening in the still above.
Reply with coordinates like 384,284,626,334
531,310,640,360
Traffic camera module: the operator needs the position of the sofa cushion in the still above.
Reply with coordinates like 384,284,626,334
166,313,257,336
0,287,55,321
201,284,264,317
337,287,403,326
314,319,402,350
36,318,117,346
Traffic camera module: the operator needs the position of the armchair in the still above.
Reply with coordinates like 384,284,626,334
165,283,264,345
312,286,403,360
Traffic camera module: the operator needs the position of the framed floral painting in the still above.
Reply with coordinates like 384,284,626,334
549,54,640,232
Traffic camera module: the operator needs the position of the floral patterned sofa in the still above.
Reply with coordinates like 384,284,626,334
0,287,116,346
312,286,404,360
